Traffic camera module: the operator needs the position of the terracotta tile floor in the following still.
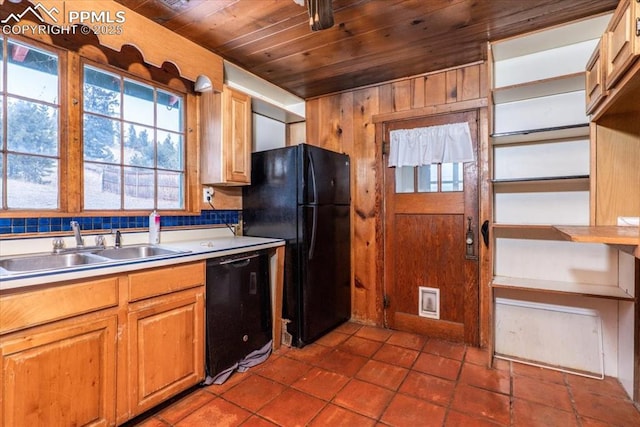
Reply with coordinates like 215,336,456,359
132,322,640,427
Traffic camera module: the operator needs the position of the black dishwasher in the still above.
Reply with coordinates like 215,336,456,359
205,250,272,382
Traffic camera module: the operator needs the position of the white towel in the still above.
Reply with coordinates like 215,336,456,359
203,339,273,385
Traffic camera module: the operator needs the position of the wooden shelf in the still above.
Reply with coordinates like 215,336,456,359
491,276,635,300
491,123,590,145
493,73,585,104
553,225,640,257
493,224,566,240
493,175,589,192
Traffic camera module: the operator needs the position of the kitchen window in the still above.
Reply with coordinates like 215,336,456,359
82,64,185,211
0,38,60,210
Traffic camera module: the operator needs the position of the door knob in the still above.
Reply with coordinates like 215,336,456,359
465,216,477,260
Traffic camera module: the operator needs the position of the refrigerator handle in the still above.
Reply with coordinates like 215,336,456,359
308,150,318,204
309,205,318,260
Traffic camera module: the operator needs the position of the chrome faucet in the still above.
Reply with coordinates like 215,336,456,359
70,221,84,247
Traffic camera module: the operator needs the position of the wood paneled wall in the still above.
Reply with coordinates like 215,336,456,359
305,63,491,343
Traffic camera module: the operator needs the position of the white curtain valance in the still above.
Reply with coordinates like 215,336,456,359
388,122,474,167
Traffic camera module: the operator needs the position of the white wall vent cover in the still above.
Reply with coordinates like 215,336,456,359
495,298,604,378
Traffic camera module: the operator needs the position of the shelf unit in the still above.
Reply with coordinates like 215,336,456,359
487,13,635,381
489,14,616,298
490,5,638,399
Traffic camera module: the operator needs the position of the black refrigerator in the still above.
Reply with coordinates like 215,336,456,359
243,144,351,347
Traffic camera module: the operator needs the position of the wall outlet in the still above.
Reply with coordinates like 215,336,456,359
203,187,214,203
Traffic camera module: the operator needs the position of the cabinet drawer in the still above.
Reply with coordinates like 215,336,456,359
128,261,205,301
0,277,119,334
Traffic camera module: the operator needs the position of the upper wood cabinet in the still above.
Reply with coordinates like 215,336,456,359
201,85,252,185
604,0,640,89
586,37,606,114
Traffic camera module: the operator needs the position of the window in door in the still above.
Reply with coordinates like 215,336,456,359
82,64,185,211
395,163,463,193
0,38,60,210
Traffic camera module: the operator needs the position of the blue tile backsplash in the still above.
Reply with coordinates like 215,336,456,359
0,210,239,236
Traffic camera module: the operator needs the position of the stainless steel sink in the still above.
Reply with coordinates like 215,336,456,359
0,245,189,277
0,252,109,273
93,245,186,260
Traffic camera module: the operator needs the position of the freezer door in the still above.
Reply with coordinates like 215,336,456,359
298,144,350,206
243,146,298,240
297,204,351,345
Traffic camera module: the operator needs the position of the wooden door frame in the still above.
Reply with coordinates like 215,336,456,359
375,105,492,349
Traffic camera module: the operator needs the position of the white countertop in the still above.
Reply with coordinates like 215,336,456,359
0,236,284,292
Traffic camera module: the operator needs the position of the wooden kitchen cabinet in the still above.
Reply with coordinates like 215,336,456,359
201,85,252,185
126,262,205,417
604,0,640,90
0,260,208,425
586,37,606,115
0,278,119,427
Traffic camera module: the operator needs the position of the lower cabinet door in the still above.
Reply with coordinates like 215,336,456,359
0,314,118,427
127,287,205,416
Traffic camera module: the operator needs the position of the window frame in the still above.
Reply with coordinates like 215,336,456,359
0,35,199,217
0,35,67,214
394,162,465,194
79,59,188,213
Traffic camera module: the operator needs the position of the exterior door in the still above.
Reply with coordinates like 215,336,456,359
383,111,479,345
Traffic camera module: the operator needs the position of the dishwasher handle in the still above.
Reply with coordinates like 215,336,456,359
217,253,262,266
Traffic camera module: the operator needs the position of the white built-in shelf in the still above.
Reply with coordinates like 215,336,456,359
491,14,611,60
493,224,566,240
554,225,640,258
492,175,589,192
492,73,585,104
491,123,589,145
491,276,634,300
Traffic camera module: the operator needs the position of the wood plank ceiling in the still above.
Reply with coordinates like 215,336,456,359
114,0,619,99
